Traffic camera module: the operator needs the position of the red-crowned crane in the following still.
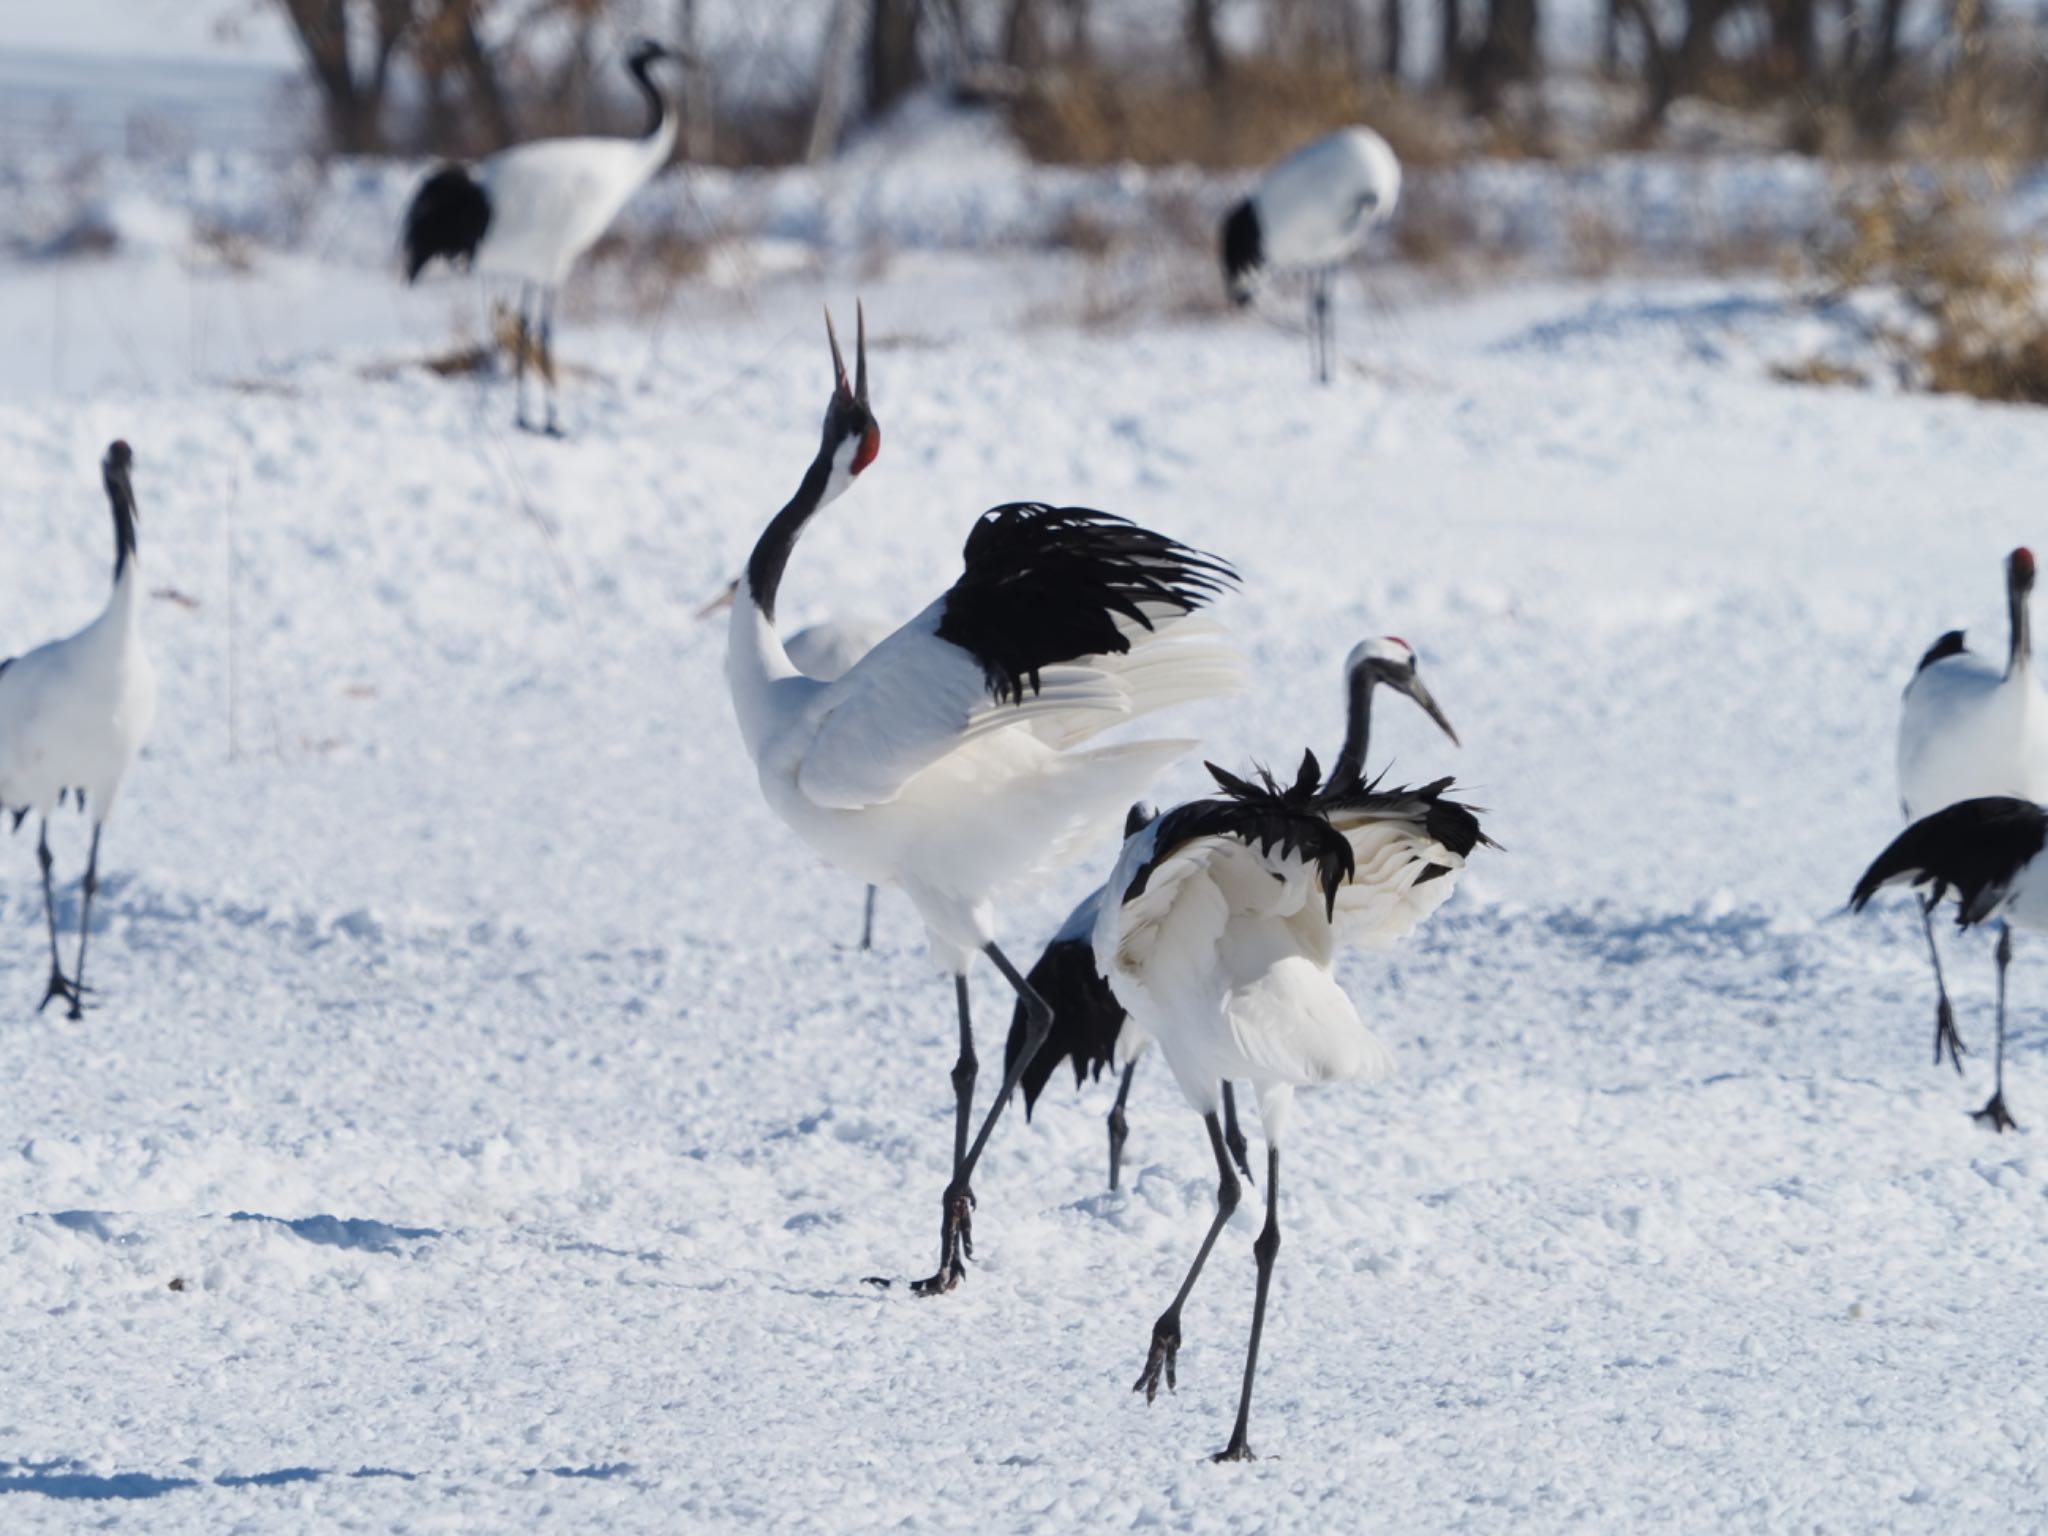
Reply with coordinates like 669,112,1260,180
403,39,683,435
1221,126,1402,385
1894,548,2048,1129
1,442,157,1019
725,306,1241,1292
1096,639,1491,1460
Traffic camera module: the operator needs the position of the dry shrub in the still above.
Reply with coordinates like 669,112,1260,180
1896,10,2048,164
1048,207,1117,258
416,341,498,378
1028,187,1232,333
190,219,257,274
1805,170,2048,405
1010,57,1461,171
1566,201,1629,278
1770,356,1869,388
581,223,711,318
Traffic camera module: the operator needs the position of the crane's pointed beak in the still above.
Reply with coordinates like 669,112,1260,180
825,306,851,401
1397,670,1460,747
855,299,868,407
693,575,741,621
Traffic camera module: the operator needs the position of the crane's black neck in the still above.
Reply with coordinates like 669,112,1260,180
105,465,138,583
2010,571,2033,676
1327,667,1376,792
627,51,669,139
746,450,835,624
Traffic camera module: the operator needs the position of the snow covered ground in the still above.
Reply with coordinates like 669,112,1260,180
5,206,2048,1532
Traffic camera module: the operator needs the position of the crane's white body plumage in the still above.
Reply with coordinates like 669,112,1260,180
472,124,675,287
731,590,1237,972
1096,796,1473,1140
1898,648,2048,817
1246,126,1402,278
784,614,895,683
0,568,153,821
0,449,154,825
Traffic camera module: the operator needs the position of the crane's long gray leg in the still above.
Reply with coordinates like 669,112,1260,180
512,281,534,431
1312,271,1333,385
538,285,563,437
910,974,981,1295
65,824,101,1022
1322,267,1337,384
1215,1143,1281,1463
1305,275,1321,384
1107,1059,1137,1191
1134,1111,1239,1401
913,942,1050,1295
859,885,877,951
948,975,977,1179
1975,924,2020,1131
1222,1082,1254,1182
34,819,79,1015
1922,895,1966,1072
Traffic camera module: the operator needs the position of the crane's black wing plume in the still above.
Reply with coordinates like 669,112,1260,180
1125,751,1357,918
1220,199,1264,305
1851,796,2048,928
1318,771,1497,885
1004,934,1126,1114
404,166,492,283
1913,630,1968,676
935,504,1237,706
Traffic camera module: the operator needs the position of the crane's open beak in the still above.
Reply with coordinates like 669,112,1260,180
1395,668,1459,747
824,302,869,408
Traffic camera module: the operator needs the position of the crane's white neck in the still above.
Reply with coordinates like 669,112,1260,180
725,434,862,756
104,552,144,637
2009,579,2033,678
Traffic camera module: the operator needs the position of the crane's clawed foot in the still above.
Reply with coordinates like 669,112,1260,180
909,1184,975,1296
1934,999,1968,1074
36,967,87,1018
1133,1318,1180,1402
1973,1093,2020,1133
1212,1436,1257,1464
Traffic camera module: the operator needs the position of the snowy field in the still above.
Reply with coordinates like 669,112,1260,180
6,213,2048,1532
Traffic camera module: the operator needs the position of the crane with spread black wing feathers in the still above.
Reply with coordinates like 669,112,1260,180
724,305,1242,1293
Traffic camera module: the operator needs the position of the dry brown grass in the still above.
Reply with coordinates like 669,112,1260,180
1027,185,1234,333
1770,356,1869,388
581,223,711,319
1802,169,2048,405
1010,58,1465,171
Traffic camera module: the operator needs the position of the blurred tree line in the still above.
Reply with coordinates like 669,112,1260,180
265,0,2043,162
